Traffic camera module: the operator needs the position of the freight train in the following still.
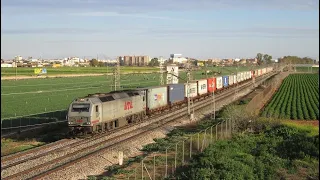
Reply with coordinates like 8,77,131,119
67,67,273,134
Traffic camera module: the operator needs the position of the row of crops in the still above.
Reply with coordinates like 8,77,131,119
262,74,319,120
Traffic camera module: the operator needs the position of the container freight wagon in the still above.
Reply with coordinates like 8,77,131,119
229,75,234,86
167,84,185,106
184,82,198,98
233,75,237,84
144,86,168,113
216,76,223,90
207,77,216,93
223,76,229,87
197,79,208,95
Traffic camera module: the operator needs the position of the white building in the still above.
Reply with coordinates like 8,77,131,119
158,56,167,64
14,56,22,61
169,54,187,63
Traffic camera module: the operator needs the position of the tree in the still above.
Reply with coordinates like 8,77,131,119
90,59,99,67
263,54,272,64
256,53,263,65
98,61,104,67
148,58,160,67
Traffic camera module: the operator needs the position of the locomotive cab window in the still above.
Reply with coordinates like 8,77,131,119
71,104,90,112
95,105,99,112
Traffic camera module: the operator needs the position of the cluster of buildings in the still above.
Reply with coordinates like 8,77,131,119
1,56,118,68
1,54,268,68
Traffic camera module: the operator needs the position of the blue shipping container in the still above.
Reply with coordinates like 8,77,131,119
167,84,185,104
223,76,229,87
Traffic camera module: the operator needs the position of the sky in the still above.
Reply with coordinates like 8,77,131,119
1,0,319,60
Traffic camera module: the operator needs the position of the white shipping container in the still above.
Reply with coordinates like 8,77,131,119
229,75,234,85
216,76,223,89
233,75,237,84
244,71,248,80
240,72,244,82
262,68,266,74
257,69,262,76
197,79,208,95
255,70,259,77
184,82,197,98
147,86,168,110
237,73,241,83
247,71,251,79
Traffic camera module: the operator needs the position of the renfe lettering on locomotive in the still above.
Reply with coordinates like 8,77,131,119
124,101,133,110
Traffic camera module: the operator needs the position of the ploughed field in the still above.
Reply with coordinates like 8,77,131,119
262,74,319,120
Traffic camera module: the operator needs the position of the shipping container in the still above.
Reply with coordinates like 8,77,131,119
216,76,223,89
167,84,185,105
262,68,266,74
145,86,168,110
207,78,216,93
223,76,229,87
254,70,258,77
237,73,241,83
229,75,234,85
240,72,244,82
247,71,251,79
233,75,237,84
244,71,248,80
258,69,262,76
197,79,208,95
184,82,197,98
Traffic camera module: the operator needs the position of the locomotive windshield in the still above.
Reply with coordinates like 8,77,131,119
71,103,90,112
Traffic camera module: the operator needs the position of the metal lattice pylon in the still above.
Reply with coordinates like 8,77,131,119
112,57,121,91
187,60,195,120
159,62,165,85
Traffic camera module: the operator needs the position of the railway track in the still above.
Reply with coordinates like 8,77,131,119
1,72,277,180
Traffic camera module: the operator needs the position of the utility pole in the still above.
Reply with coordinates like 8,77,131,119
211,76,216,120
112,57,120,91
15,59,17,81
187,59,194,120
234,65,239,101
159,58,165,85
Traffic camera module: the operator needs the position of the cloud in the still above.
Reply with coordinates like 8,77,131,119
140,27,319,38
2,0,318,16
69,11,191,21
1,28,140,35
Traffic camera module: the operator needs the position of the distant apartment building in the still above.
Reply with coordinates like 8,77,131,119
14,55,23,61
118,55,150,66
169,54,188,63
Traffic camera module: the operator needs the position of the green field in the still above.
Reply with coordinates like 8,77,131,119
1,65,264,128
1,66,159,77
0,66,261,77
262,74,319,120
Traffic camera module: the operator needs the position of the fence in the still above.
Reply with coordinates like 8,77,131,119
1,109,68,135
109,118,234,179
